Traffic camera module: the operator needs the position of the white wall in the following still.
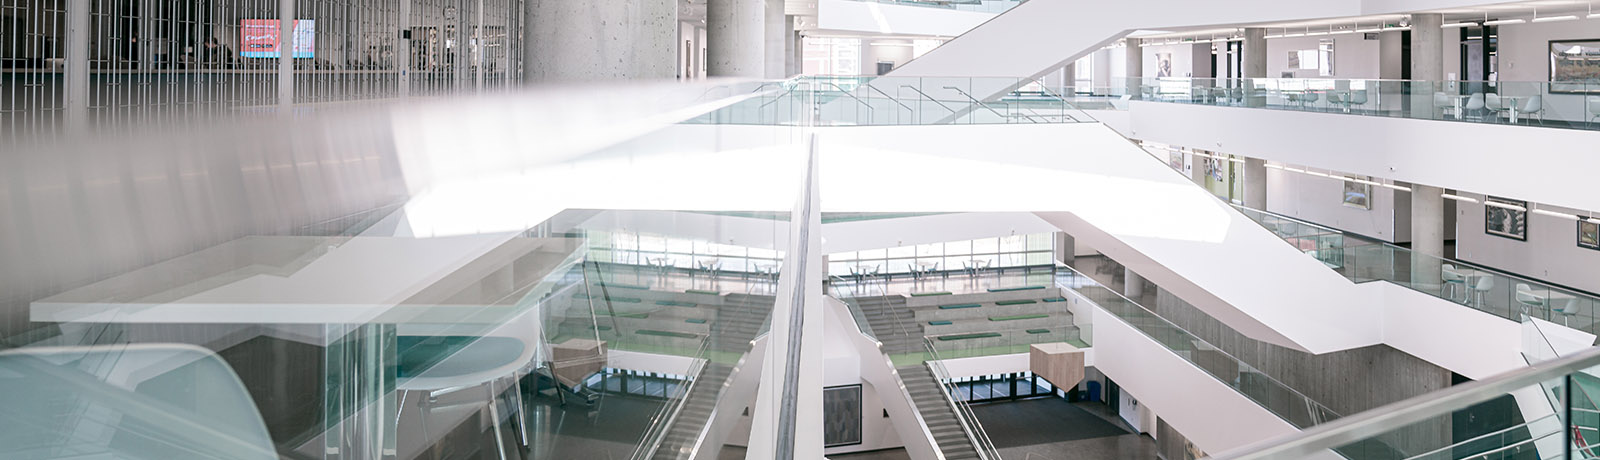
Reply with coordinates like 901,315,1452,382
861,40,915,76
1495,16,1600,121
1455,199,1600,294
821,296,905,455
1142,42,1195,78
1265,33,1381,79
1264,167,1409,242
815,0,994,37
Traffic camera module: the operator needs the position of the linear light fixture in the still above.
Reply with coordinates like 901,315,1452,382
1589,217,1600,224
1483,18,1525,25
1442,22,1476,28
1380,183,1412,192
1532,208,1580,220
1532,15,1578,23
1440,193,1479,203
1485,200,1528,212
1331,29,1355,35
1265,163,1284,169
1356,27,1383,33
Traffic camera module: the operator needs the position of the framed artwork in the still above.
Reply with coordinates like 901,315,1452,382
1579,220,1600,250
823,385,863,447
1168,151,1184,170
1342,176,1372,210
1484,196,1529,241
1156,53,1173,77
1287,51,1300,69
1549,39,1600,94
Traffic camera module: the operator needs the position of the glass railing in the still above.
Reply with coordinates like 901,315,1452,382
847,0,1023,14
1232,204,1600,337
629,336,713,460
1054,264,1342,430
924,336,1004,460
1206,346,1600,460
1077,77,1600,131
689,76,1096,126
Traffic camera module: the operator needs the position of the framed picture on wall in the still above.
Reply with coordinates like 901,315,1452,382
1579,220,1600,250
823,384,863,447
1342,176,1372,210
1549,39,1600,94
1484,196,1529,241
1156,53,1173,78
1168,151,1184,170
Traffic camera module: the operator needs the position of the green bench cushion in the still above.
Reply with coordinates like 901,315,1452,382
995,299,1037,305
656,300,697,307
990,313,1049,322
1026,329,1051,334
1042,297,1068,303
637,330,699,339
606,297,643,303
685,289,720,295
987,285,1046,292
599,283,650,290
936,332,1003,341
685,318,708,324
911,291,953,297
928,320,953,326
597,312,648,319
938,303,983,310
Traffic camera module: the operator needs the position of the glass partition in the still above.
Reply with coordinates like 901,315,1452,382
1070,77,1600,131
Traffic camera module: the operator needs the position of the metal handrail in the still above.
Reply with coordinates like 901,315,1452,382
942,85,1011,120
1206,345,1600,460
628,336,715,460
863,83,914,111
819,82,874,113
1398,413,1558,460
899,85,957,114
924,337,1001,460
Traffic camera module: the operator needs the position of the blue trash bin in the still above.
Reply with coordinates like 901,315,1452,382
1086,380,1102,402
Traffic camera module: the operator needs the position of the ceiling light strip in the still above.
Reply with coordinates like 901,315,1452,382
1532,208,1580,220
1440,193,1479,203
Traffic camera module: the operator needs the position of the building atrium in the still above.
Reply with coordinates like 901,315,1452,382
4,0,1600,459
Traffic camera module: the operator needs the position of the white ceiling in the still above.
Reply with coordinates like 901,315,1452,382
1132,0,1597,41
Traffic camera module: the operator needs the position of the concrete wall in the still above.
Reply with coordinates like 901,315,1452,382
525,0,678,81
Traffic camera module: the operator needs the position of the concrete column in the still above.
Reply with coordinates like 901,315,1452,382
1243,157,1267,210
64,0,88,130
764,0,786,78
525,0,677,81
1124,267,1145,300
1055,232,1076,267
1061,62,1075,93
398,0,411,97
1190,153,1208,185
1409,14,1444,119
784,16,799,77
1243,27,1266,107
1123,38,1141,97
278,0,296,109
1411,184,1446,295
708,0,766,77
475,0,486,92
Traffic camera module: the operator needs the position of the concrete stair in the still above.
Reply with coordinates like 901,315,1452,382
899,364,982,460
646,293,773,460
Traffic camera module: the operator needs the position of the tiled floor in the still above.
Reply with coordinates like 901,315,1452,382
972,397,1159,460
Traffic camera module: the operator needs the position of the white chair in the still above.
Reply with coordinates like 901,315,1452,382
1346,90,1368,111
1433,92,1459,118
1464,93,1486,120
1485,93,1508,122
1469,275,1495,310
1515,283,1547,318
1441,264,1467,302
1520,95,1545,124
1587,96,1600,123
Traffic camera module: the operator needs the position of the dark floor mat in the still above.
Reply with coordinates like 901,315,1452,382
970,398,1132,447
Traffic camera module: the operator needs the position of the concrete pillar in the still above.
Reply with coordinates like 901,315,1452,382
1243,27,1266,107
64,0,88,130
1124,267,1145,300
1055,232,1076,267
708,0,766,77
1411,184,1446,295
1124,38,1142,97
1061,62,1076,93
525,0,677,81
278,0,296,109
764,0,787,78
1190,152,1208,185
1244,157,1268,210
1409,14,1444,119
398,0,411,97
475,0,486,92
784,16,799,77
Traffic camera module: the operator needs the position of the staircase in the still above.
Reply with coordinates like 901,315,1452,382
648,293,774,460
899,363,982,460
854,295,921,355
